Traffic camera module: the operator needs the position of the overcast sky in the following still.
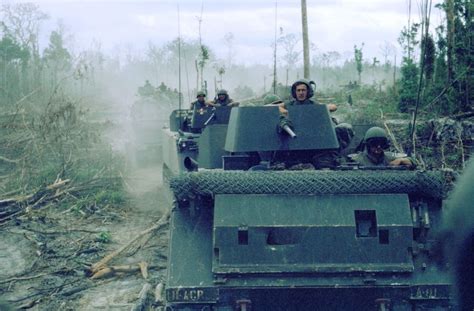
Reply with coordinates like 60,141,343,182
7,0,445,66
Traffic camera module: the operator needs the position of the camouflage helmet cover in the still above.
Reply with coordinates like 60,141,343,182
291,79,315,99
364,126,389,149
196,90,206,98
217,89,228,96
364,126,387,141
263,94,282,105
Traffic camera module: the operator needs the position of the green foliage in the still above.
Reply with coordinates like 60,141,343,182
96,231,111,243
422,34,436,83
329,82,399,125
94,189,126,205
0,36,29,62
398,23,420,59
398,58,419,113
43,30,71,72
353,43,364,84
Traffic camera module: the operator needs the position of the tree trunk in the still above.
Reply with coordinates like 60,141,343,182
301,0,310,79
446,0,455,83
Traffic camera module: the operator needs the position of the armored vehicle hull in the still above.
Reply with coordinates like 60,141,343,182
162,105,455,310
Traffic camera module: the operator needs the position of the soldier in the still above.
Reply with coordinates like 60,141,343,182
262,94,290,116
208,89,239,107
137,80,155,97
190,91,208,110
279,79,337,115
262,94,283,106
279,79,352,151
351,127,414,167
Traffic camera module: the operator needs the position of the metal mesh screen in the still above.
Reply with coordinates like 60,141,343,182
169,169,452,200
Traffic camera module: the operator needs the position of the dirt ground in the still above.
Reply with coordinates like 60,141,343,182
0,164,170,310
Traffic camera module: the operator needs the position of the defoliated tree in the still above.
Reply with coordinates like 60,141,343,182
1,3,48,58
223,32,235,68
278,33,302,70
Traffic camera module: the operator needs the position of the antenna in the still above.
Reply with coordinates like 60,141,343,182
177,4,182,113
272,0,278,94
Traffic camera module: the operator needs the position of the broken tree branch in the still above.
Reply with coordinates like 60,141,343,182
90,210,170,274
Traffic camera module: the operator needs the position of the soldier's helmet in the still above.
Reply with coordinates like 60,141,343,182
196,91,206,98
364,126,389,149
291,79,316,99
217,89,228,96
263,94,282,105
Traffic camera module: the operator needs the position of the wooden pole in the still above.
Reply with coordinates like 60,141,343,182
301,0,310,79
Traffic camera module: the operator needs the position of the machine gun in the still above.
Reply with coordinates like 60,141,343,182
279,117,297,138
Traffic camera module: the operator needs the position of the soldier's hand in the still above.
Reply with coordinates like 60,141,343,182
278,105,288,116
389,158,413,167
327,103,337,112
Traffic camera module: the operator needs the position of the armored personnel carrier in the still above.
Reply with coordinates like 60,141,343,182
129,97,169,166
161,103,455,310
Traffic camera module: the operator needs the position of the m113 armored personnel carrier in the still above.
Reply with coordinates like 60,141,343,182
161,103,455,310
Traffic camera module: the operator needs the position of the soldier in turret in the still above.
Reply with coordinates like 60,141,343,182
351,127,414,167
190,91,209,110
208,89,239,107
279,79,337,115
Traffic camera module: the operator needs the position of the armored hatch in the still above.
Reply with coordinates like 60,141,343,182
224,104,339,152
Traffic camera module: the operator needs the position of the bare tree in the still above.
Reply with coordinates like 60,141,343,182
379,41,397,70
1,3,48,56
278,32,302,74
223,32,235,68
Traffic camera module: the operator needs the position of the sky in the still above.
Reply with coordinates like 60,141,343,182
4,0,445,66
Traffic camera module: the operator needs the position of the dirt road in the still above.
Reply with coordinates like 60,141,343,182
0,164,170,310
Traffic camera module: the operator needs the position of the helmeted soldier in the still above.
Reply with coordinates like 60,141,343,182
209,89,238,107
190,90,208,110
138,80,156,97
263,94,283,106
280,79,337,113
351,127,414,167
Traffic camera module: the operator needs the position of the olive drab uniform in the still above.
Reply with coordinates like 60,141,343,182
212,89,235,107
351,150,398,167
190,99,207,110
282,79,354,154
351,126,415,168
190,91,207,110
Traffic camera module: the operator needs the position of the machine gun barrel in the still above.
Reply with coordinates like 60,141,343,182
204,108,216,126
282,124,297,138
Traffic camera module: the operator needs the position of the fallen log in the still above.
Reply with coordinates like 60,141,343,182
131,283,152,311
90,263,165,280
90,210,170,274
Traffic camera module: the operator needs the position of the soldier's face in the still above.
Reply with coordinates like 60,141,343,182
295,84,308,101
197,95,205,102
218,94,226,101
367,139,386,158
